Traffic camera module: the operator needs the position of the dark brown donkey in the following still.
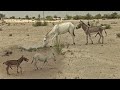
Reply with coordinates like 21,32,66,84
3,55,29,75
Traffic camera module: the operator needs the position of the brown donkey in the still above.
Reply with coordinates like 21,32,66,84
76,20,107,45
3,55,29,75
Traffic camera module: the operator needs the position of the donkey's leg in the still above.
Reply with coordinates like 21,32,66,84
19,66,22,74
51,34,58,45
89,34,93,44
6,66,10,75
41,61,47,69
56,35,59,45
85,35,88,45
71,34,75,45
17,66,19,73
97,33,101,43
98,36,101,44
34,61,38,70
69,29,75,45
10,66,13,70
95,32,99,37
101,33,104,44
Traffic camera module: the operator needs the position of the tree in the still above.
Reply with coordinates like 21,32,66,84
25,15,29,19
43,11,45,21
102,14,109,19
85,13,93,20
38,14,40,20
73,15,80,20
54,15,57,18
10,16,15,19
32,17,36,19
65,14,72,20
94,14,102,19
46,16,53,20
110,12,118,19
0,13,5,20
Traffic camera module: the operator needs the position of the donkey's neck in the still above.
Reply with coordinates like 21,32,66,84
47,31,54,38
82,24,88,32
17,57,24,64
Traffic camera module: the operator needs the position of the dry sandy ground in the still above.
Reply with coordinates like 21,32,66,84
0,19,120,79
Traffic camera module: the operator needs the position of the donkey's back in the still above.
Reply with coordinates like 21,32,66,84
88,26,103,33
53,22,75,34
3,60,18,65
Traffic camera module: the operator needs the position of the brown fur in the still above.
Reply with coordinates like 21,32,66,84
3,55,29,75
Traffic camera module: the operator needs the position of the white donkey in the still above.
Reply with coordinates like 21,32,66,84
43,22,76,47
31,52,56,70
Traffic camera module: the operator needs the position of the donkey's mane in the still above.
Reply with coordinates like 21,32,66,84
46,24,59,36
81,21,89,27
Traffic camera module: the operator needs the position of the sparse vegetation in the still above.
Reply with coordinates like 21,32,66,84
111,22,117,24
101,24,111,29
53,39,65,54
32,21,48,27
116,33,120,38
10,16,15,19
105,24,111,29
25,15,30,20
46,16,53,20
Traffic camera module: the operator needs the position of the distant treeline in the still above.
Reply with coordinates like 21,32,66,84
0,12,120,20
65,12,120,20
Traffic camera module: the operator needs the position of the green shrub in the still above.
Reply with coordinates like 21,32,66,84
101,24,111,29
32,21,48,27
53,39,65,54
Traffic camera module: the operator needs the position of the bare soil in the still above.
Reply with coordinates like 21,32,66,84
0,19,120,79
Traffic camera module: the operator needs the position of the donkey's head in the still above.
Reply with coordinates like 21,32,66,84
76,20,83,29
43,29,53,47
43,35,49,47
21,55,29,62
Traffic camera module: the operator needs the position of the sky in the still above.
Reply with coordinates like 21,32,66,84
0,11,120,18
